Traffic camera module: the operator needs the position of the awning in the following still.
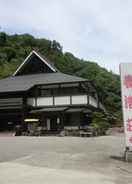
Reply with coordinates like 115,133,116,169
66,108,92,113
30,107,68,114
83,109,92,113
30,107,93,114
66,108,85,113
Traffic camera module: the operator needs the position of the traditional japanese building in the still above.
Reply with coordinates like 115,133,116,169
0,51,104,133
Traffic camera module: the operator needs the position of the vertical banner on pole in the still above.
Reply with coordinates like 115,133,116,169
120,63,132,148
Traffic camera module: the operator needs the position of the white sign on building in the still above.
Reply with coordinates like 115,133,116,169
120,63,132,148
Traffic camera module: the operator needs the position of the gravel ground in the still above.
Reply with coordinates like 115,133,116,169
0,134,132,184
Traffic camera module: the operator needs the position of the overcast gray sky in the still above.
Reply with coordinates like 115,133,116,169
0,0,132,73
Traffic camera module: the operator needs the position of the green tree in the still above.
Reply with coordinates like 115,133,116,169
91,112,109,135
0,32,7,46
51,40,62,52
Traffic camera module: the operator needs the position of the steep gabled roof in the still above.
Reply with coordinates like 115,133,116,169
0,50,89,93
13,50,57,76
0,72,87,93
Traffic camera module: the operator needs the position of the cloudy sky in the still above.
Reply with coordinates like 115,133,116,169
0,0,132,73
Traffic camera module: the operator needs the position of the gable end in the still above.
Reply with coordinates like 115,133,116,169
13,50,57,76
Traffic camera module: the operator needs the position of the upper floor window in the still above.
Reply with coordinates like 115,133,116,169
39,89,52,97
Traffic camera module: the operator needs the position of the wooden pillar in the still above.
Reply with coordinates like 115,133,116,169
79,112,82,129
21,94,28,131
61,112,65,130
70,95,72,105
87,93,89,105
34,87,38,107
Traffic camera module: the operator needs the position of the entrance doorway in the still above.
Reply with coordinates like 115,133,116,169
46,116,62,131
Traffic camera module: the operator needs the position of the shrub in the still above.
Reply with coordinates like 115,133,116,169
91,112,109,135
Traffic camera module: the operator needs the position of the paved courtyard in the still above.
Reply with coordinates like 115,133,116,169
0,134,132,184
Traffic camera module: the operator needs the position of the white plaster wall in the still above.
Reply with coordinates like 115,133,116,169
89,96,97,107
54,96,70,105
72,95,87,105
37,97,53,106
28,95,98,108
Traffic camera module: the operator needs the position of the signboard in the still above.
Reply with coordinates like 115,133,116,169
120,63,132,148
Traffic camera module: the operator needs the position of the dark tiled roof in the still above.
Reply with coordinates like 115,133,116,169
0,72,87,93
30,107,68,113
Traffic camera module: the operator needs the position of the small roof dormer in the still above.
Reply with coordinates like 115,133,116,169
13,50,57,76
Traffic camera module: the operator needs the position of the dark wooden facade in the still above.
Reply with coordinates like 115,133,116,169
0,51,104,132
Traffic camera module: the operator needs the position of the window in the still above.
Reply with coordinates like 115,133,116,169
39,89,52,97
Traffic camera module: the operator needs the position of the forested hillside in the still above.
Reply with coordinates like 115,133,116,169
0,32,122,124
